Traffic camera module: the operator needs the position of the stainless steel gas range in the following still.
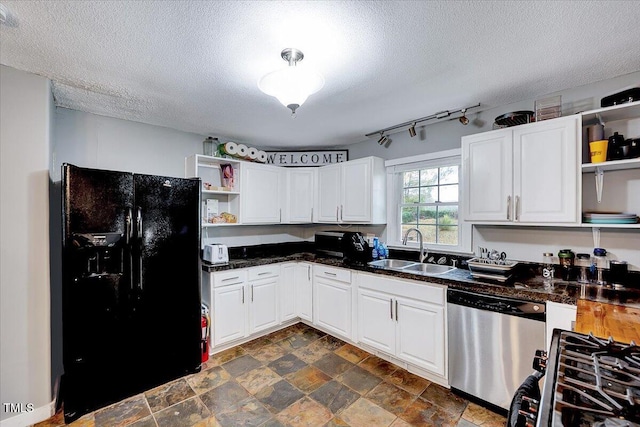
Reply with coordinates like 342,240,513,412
515,329,640,427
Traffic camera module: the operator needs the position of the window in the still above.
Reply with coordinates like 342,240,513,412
401,165,459,246
385,149,470,253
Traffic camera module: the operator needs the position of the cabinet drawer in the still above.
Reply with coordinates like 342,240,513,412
313,265,351,284
212,270,247,287
357,273,444,306
248,265,280,281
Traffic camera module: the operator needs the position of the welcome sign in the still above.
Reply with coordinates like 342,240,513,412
265,150,348,167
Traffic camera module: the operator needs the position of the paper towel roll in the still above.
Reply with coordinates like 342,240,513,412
247,147,259,160
237,144,249,158
257,151,268,163
222,141,238,156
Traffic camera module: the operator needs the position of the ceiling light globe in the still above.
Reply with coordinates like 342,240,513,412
258,65,324,113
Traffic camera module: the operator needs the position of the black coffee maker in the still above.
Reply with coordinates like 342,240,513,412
342,232,372,264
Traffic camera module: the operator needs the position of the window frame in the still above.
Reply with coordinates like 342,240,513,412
385,149,472,254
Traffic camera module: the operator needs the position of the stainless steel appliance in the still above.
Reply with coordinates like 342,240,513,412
61,164,202,423
514,329,640,427
448,289,546,410
315,231,346,258
203,243,229,264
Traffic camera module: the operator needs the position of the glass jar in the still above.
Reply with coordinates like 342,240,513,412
203,137,219,156
558,249,575,281
542,252,555,283
593,248,608,285
576,253,591,283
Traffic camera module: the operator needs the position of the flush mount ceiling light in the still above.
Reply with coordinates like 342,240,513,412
258,48,324,117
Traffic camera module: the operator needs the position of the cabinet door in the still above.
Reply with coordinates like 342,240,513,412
314,278,351,340
317,164,341,223
357,289,395,354
341,158,372,222
249,277,279,334
213,283,246,346
463,129,513,221
513,116,579,223
288,168,315,223
396,297,446,376
545,301,577,351
295,263,313,322
280,264,297,323
241,163,283,224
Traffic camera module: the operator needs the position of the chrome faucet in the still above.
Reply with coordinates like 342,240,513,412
402,228,428,263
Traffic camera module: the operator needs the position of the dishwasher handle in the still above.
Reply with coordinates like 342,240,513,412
447,289,545,321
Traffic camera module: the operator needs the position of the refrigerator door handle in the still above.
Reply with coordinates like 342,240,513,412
136,207,143,291
126,208,133,244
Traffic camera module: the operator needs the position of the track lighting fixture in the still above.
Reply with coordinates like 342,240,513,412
459,109,469,125
365,103,480,143
408,123,417,138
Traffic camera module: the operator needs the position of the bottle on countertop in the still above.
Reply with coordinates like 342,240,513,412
593,248,608,285
558,249,575,281
372,237,379,260
576,253,591,284
542,252,555,285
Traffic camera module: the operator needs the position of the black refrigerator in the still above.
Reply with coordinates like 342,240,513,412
61,164,202,423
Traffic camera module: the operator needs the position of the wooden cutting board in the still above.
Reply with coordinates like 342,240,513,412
575,299,640,344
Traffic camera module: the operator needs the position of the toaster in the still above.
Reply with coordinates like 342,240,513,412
203,244,229,265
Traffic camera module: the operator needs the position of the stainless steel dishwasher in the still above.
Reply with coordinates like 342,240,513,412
447,288,545,411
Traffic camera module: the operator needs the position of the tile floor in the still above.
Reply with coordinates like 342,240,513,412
36,323,506,427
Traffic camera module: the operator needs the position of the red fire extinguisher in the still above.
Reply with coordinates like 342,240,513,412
201,304,210,363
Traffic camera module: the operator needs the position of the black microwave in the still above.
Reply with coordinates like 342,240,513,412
315,231,345,258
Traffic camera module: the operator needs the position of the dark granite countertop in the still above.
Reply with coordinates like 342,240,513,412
202,253,640,307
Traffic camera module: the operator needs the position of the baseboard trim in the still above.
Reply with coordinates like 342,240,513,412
0,400,55,427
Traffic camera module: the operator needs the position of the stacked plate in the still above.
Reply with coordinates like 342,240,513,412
467,257,519,283
583,212,639,224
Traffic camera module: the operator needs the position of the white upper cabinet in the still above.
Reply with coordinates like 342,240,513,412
317,163,342,222
513,117,579,223
463,129,513,221
241,162,285,224
286,168,316,223
463,115,579,224
317,157,386,224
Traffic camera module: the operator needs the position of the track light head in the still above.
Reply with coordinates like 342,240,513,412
377,133,389,145
408,123,416,138
459,108,469,125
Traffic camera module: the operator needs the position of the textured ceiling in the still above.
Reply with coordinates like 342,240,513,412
1,1,640,148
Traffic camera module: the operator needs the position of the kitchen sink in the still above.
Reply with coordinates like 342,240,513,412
368,259,417,269
401,263,454,275
368,259,455,276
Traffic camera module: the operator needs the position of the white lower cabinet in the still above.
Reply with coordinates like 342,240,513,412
247,266,280,335
357,272,447,378
280,263,297,323
545,301,577,351
210,270,248,347
296,262,313,321
313,265,352,340
395,297,445,376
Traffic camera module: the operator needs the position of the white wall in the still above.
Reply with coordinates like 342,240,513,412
0,66,53,424
342,70,640,160
340,71,640,269
52,108,208,180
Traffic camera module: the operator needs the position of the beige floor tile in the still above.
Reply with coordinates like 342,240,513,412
334,344,370,364
236,366,282,395
340,398,397,427
276,397,333,427
460,402,507,427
